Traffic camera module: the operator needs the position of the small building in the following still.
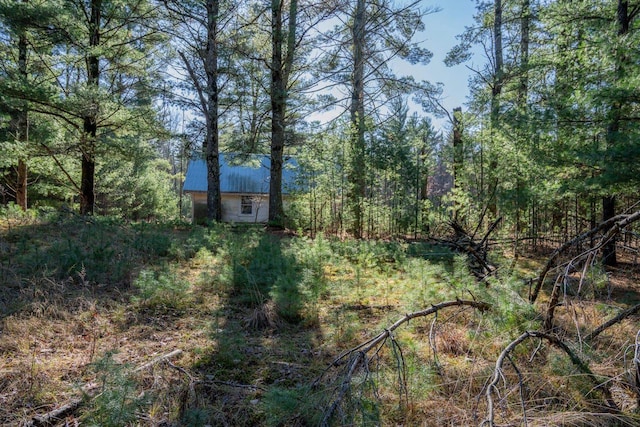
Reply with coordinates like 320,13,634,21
182,153,299,224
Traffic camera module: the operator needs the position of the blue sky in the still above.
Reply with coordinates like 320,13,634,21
307,0,482,133
416,0,480,130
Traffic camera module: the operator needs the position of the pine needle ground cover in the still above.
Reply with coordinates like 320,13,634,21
1,212,639,426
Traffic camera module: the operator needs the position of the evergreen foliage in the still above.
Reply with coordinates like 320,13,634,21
2,1,640,425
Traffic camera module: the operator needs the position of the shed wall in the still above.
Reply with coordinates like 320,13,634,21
188,192,269,223
222,194,268,223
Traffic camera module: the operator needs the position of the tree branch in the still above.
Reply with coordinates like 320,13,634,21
531,210,640,303
586,304,640,341
483,331,617,427
316,299,490,426
177,50,208,119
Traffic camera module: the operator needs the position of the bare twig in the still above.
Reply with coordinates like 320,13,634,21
483,331,618,427
133,349,183,373
317,299,490,426
585,304,640,341
28,397,84,427
507,354,528,427
428,312,441,374
633,330,640,408
531,210,640,303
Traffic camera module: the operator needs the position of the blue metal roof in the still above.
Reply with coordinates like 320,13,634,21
183,153,299,194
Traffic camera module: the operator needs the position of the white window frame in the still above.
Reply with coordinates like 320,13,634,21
240,196,253,215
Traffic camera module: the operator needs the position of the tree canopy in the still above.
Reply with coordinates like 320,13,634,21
0,0,637,248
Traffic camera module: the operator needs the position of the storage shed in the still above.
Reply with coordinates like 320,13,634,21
182,154,299,223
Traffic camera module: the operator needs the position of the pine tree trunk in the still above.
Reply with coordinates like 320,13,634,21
269,0,285,227
514,0,530,238
205,0,221,222
16,159,27,210
519,0,529,102
602,0,630,266
487,0,503,219
80,0,100,216
492,0,503,116
452,107,463,222
350,0,366,238
268,0,297,227
80,137,95,216
14,21,28,210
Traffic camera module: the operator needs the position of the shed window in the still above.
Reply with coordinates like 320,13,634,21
241,196,253,215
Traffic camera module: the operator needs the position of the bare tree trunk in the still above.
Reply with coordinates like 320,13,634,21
487,0,503,219
269,0,285,226
519,0,529,103
452,107,463,222
79,142,95,215
169,0,222,222
602,0,630,266
15,160,27,209
349,0,366,238
414,147,421,238
80,0,101,216
492,0,503,118
205,0,222,222
14,14,28,210
269,0,297,227
602,195,617,265
419,138,430,235
514,0,530,237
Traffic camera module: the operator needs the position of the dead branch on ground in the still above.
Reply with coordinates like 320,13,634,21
482,331,618,427
632,330,640,408
435,218,502,280
585,304,640,341
530,210,640,304
26,349,183,427
543,252,600,332
522,210,640,331
315,299,491,427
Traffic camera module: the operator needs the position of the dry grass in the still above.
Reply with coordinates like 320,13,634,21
1,217,640,426
525,411,640,427
0,286,214,425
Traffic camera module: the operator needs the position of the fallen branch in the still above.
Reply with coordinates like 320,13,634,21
434,219,501,280
542,212,640,331
585,304,640,341
133,349,183,373
483,331,618,427
478,216,503,251
530,210,640,303
316,299,490,427
27,349,183,426
633,330,640,408
28,397,84,427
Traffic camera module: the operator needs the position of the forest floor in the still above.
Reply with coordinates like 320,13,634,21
1,212,639,426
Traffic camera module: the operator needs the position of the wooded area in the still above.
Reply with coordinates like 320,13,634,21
1,0,639,245
2,0,640,426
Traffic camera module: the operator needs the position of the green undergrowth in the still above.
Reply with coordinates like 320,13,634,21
2,213,637,426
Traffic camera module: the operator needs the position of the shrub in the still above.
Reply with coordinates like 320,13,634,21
83,351,147,427
132,268,190,313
